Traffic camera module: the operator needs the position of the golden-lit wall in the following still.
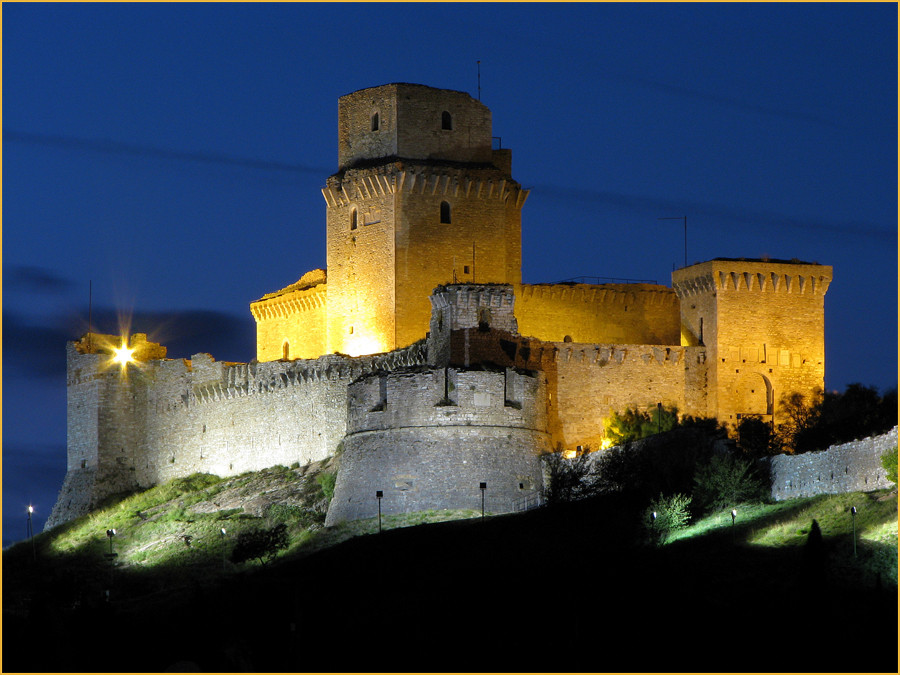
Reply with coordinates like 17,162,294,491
674,259,832,428
549,343,698,451
321,82,527,356
393,166,526,349
515,283,680,345
323,171,397,356
250,271,327,361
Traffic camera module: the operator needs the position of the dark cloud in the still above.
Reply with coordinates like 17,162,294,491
3,265,75,294
3,307,256,379
3,130,331,176
531,184,896,241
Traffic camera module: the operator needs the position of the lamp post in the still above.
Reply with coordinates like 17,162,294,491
220,528,227,571
106,529,117,557
657,402,662,435
479,482,487,521
376,491,383,533
27,505,35,562
850,506,857,557
650,511,657,545
731,509,737,545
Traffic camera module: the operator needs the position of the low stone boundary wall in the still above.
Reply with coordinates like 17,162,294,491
767,427,897,501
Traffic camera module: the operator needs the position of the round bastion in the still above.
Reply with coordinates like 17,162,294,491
325,365,550,525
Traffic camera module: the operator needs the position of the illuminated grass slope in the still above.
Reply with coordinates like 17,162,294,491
3,469,897,673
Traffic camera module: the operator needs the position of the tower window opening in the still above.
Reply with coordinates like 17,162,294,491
371,112,380,131
283,340,290,360
441,111,452,130
350,207,358,230
463,265,470,275
440,201,451,224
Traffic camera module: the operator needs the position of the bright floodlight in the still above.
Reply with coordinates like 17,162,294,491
27,505,34,514
111,341,136,367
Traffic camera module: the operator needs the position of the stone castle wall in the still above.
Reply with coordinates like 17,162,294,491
515,283,680,346
325,367,550,525
47,336,428,528
767,427,897,501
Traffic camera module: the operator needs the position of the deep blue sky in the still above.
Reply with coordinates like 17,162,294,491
3,3,897,543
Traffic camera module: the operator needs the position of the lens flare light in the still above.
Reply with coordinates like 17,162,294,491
111,340,136,368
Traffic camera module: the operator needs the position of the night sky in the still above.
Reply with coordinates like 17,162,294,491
3,3,896,545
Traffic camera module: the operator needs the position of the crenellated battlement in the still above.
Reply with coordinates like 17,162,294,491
322,167,528,208
521,282,677,306
673,259,832,298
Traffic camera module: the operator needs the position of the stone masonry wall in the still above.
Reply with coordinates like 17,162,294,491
49,337,428,527
767,427,897,500
516,283,680,346
326,367,550,525
549,343,705,452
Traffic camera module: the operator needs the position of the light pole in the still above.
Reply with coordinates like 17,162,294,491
657,402,662,435
850,506,857,557
650,511,657,545
731,509,737,545
479,482,487,521
220,528,227,571
27,505,35,562
106,529,117,557
376,491,383,532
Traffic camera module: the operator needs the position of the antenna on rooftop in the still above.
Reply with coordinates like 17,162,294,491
477,60,481,101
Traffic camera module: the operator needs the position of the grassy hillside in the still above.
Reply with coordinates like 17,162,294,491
3,462,897,673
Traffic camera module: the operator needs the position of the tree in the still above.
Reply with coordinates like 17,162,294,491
230,523,289,566
542,447,596,505
693,452,769,513
736,416,781,457
603,404,679,445
776,385,898,454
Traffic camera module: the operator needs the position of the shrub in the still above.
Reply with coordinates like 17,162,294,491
592,425,723,500
644,493,692,545
230,523,289,566
317,471,337,502
693,453,769,513
881,446,898,486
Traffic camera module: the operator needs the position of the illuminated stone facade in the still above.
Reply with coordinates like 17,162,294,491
50,83,835,528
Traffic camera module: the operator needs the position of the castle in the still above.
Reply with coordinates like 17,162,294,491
48,83,832,529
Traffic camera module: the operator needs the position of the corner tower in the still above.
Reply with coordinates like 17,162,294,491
322,83,529,356
673,258,832,427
